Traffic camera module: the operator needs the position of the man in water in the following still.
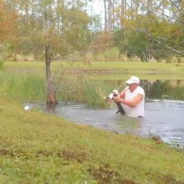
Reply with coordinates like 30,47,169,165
113,76,145,118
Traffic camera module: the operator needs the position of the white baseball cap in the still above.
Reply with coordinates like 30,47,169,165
126,76,140,85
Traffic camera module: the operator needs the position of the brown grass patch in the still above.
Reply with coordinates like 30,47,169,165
36,149,87,163
58,150,87,163
0,149,14,156
88,163,138,184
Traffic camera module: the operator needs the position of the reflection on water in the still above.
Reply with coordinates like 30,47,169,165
105,80,184,100
142,80,184,100
27,99,184,148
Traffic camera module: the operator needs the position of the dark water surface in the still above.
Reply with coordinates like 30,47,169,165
27,99,184,148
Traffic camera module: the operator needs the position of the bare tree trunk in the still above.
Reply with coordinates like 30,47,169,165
120,0,124,29
162,0,165,20
130,0,134,19
120,0,127,29
112,0,115,30
120,0,123,23
124,0,126,19
107,0,113,32
45,44,57,104
24,1,29,22
134,0,139,20
44,7,57,105
76,0,80,8
135,0,139,14
147,0,153,15
103,0,107,31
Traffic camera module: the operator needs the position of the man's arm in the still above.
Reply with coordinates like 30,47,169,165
118,87,128,98
113,94,143,107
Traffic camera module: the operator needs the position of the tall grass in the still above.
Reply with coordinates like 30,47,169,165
55,75,115,107
0,72,45,102
0,72,116,107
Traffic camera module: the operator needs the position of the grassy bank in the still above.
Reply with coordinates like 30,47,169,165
3,61,184,78
0,98,184,184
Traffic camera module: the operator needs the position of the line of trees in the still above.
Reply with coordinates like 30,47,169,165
0,0,183,103
103,0,184,60
1,0,183,62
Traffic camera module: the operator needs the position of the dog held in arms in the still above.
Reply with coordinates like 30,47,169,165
106,89,125,115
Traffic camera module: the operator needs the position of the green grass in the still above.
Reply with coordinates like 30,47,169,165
0,72,46,102
1,62,184,183
0,98,184,184
1,61,184,106
0,72,114,107
3,61,184,82
4,61,184,73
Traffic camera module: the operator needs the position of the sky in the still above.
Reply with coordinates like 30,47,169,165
87,0,104,29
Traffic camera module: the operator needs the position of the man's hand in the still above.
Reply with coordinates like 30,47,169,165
113,94,143,107
113,96,122,103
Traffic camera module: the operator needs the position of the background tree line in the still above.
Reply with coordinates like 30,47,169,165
0,0,183,104
0,0,184,62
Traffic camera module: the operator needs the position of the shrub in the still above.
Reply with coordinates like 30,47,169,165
103,47,120,61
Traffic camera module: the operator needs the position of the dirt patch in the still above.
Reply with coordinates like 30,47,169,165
36,149,87,163
116,179,138,184
88,163,117,184
88,163,138,184
57,150,87,163
37,150,53,157
0,149,14,156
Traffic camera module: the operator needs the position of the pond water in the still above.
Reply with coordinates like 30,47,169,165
25,80,184,148
26,99,184,148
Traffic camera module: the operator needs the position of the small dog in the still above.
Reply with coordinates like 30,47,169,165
106,89,125,115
